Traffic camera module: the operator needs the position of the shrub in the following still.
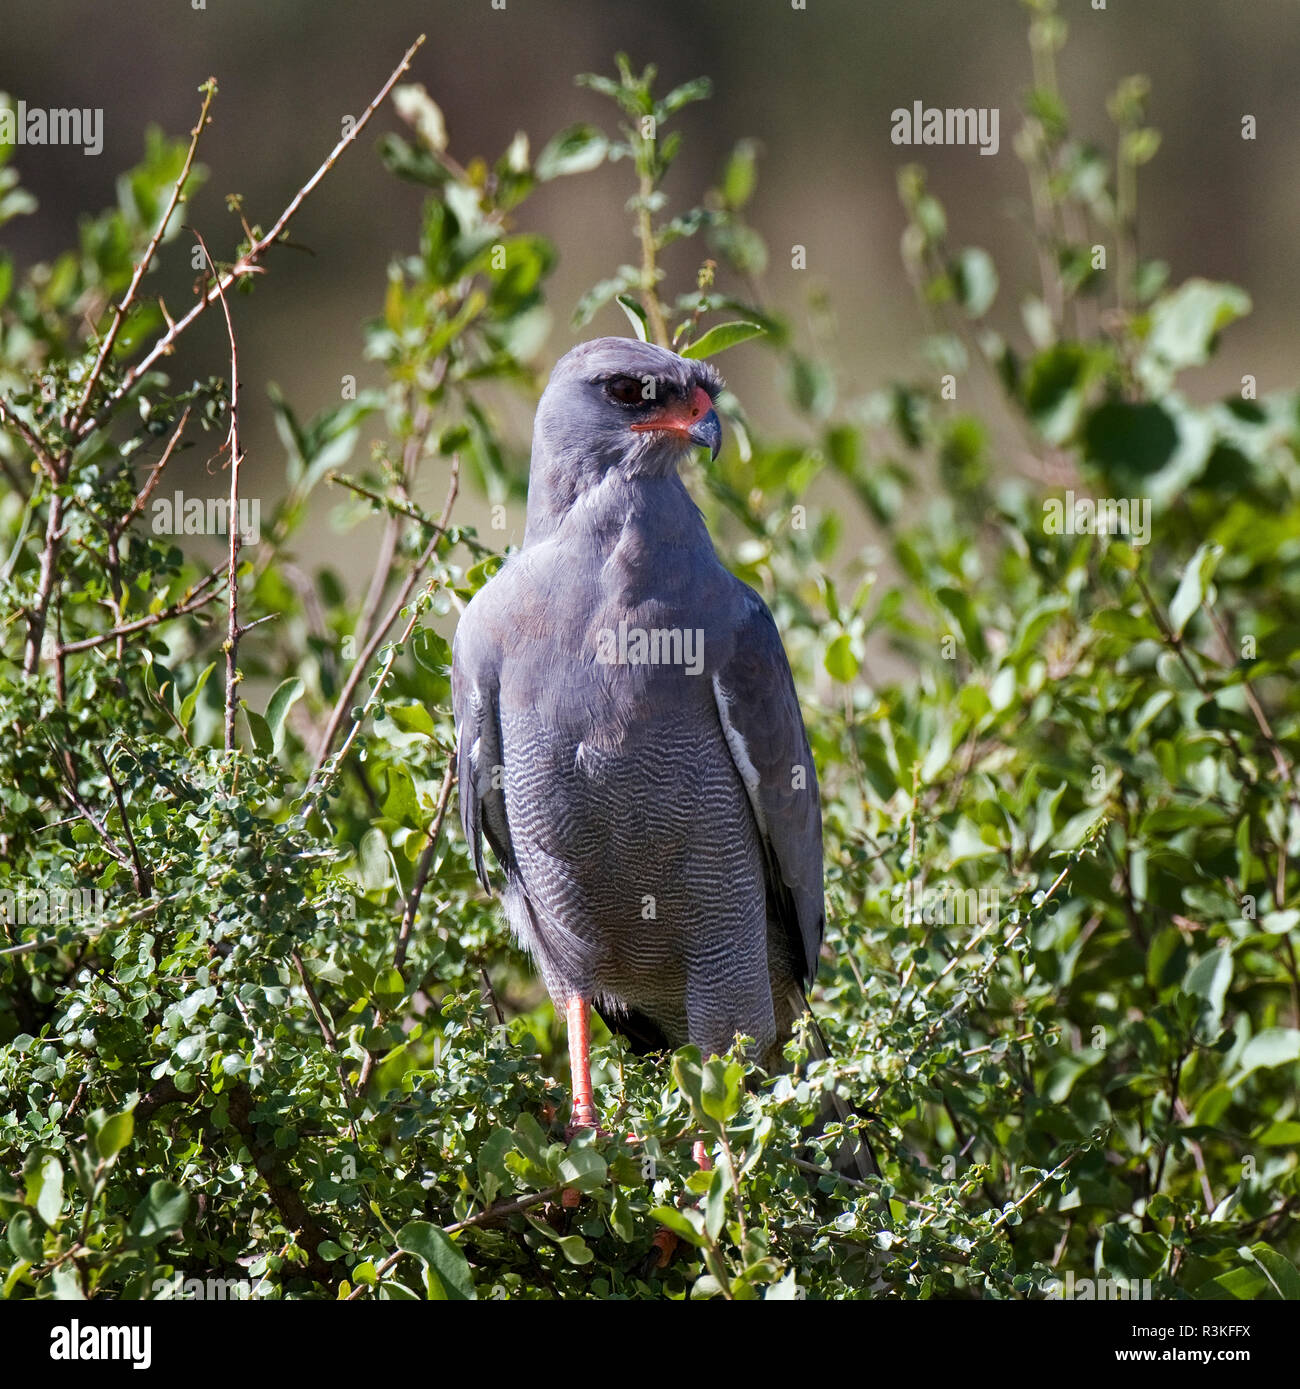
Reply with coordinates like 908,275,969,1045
1,7,1297,1301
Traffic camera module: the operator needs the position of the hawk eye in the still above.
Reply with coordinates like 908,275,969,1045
604,375,645,406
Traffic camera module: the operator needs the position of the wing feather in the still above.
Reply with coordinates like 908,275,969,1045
712,592,824,987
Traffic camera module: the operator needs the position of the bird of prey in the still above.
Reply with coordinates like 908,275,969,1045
452,336,847,1156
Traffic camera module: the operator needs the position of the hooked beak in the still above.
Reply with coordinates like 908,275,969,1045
688,407,722,461
630,384,722,461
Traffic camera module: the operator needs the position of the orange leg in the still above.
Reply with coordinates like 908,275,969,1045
564,995,598,1135
562,996,597,1210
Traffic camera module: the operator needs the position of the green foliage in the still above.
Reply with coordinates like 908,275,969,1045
1,12,1297,1302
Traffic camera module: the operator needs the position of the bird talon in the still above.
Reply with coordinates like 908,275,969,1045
564,1112,609,1143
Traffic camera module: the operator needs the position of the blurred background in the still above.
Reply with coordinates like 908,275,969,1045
2,0,1297,583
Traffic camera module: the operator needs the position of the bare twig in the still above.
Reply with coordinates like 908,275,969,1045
82,35,427,437
342,1186,563,1300
118,406,192,535
309,455,460,779
395,760,456,971
355,396,434,651
191,230,244,752
68,84,216,434
0,397,58,483
23,491,65,674
290,949,361,1143
56,564,225,655
97,750,152,897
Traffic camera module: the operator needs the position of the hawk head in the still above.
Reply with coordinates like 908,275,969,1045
524,338,724,541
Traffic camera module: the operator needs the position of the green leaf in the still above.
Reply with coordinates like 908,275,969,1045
265,677,305,755
242,704,272,756
935,586,989,662
464,556,503,594
396,1221,477,1300
391,83,448,153
556,1147,608,1194
657,77,713,119
1183,944,1233,1042
1232,1029,1300,1085
700,1059,744,1124
1241,1244,1300,1300
721,139,758,210
649,1205,707,1247
680,321,765,359
823,633,860,683
704,1166,727,1241
385,702,435,737
525,1217,595,1264
29,1156,63,1227
553,1234,594,1265
1081,399,1179,481
381,766,421,828
536,124,608,180
373,966,405,1011
950,247,998,318
1168,542,1223,640
7,1209,42,1262
178,661,216,731
410,628,452,674
1142,278,1251,382
95,1111,134,1161
1023,343,1100,444
477,1128,516,1205
616,294,648,342
128,1180,190,1246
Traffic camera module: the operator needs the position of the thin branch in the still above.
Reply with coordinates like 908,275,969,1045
989,1150,1078,1231
56,564,225,655
97,750,152,897
636,167,669,347
67,83,216,434
342,1186,563,1301
290,949,361,1144
1205,601,1299,814
394,761,456,971
355,395,434,653
117,406,192,535
82,35,427,437
192,229,244,753
329,471,492,556
0,896,167,959
23,491,65,675
309,455,459,779
0,396,58,483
